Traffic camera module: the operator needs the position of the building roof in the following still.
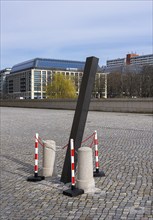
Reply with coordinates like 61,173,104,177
11,58,86,73
0,68,11,74
130,54,153,59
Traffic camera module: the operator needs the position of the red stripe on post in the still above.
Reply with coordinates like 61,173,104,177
71,149,74,157
94,139,98,145
35,142,38,148
72,177,75,185
71,163,75,170
95,151,98,156
35,165,38,172
96,162,99,168
35,154,38,160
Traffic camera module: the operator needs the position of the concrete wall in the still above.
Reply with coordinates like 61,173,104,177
0,98,153,113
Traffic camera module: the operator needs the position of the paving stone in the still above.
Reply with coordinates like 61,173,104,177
1,108,153,219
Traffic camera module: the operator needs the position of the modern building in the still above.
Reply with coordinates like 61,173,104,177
6,58,84,99
106,58,125,68
105,53,153,73
5,58,107,99
0,68,11,98
130,54,153,65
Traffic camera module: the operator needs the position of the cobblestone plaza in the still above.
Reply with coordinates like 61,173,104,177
1,107,153,220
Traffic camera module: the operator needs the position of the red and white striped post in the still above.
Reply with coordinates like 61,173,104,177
34,133,39,177
63,138,84,197
93,130,105,177
27,133,45,182
70,139,75,190
94,130,99,173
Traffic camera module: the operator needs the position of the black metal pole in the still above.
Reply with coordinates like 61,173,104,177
61,56,99,183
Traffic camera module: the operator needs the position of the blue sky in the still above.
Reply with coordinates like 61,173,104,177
1,0,152,69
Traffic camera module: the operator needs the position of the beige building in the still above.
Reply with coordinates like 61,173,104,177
6,58,107,99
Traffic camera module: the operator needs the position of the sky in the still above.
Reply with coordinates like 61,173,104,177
1,0,153,69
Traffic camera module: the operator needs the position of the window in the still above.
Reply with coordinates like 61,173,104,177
29,73,31,91
34,71,41,77
47,71,52,83
34,92,41,99
20,78,26,92
9,80,13,93
42,71,46,83
34,71,41,91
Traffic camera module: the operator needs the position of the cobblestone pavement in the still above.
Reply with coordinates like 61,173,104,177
1,107,153,220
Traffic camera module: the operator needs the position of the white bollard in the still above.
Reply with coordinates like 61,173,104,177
42,140,57,177
76,147,95,193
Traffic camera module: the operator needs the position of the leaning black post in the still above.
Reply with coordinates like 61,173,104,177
61,56,99,184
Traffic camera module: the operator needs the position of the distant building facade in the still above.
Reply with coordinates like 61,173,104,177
130,54,153,65
106,58,125,68
5,58,107,99
105,53,153,73
3,53,151,99
0,68,11,98
6,58,85,99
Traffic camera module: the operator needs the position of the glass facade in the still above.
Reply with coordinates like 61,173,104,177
35,59,85,70
11,58,86,73
34,71,41,91
11,60,35,73
33,70,53,99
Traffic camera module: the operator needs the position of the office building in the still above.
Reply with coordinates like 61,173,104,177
6,58,85,99
5,57,106,99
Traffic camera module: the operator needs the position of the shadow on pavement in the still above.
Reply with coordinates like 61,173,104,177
1,154,33,174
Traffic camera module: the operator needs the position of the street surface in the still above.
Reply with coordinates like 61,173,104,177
1,107,153,220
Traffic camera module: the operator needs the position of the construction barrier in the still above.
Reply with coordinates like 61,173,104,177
27,130,105,186
63,139,84,197
70,139,75,190
27,133,45,182
62,130,105,178
93,130,105,177
34,133,39,176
